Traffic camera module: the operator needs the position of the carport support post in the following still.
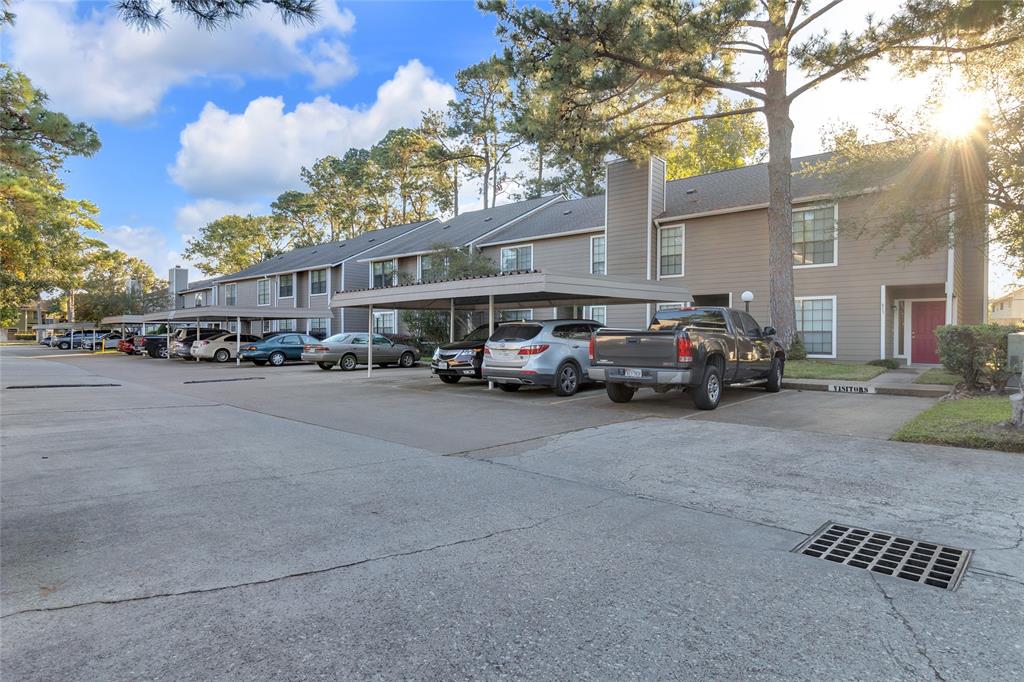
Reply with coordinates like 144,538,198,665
196,317,200,361
235,316,241,366
488,295,494,390
449,299,455,342
165,326,171,361
367,304,374,377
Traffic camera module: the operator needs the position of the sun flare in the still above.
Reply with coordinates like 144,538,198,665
931,84,987,139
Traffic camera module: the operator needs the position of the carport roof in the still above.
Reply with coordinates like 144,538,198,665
329,271,692,311
142,307,328,322
100,315,145,325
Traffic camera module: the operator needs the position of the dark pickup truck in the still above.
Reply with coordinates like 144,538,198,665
587,306,786,410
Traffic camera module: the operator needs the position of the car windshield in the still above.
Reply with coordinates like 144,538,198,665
461,325,491,343
488,324,542,342
323,334,350,343
650,308,728,331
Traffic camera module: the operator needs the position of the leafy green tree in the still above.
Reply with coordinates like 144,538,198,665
182,214,294,275
271,190,320,247
71,249,167,322
114,0,317,29
1,65,101,327
417,109,481,216
484,0,1024,348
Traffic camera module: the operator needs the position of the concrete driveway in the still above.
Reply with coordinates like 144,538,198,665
2,346,1022,680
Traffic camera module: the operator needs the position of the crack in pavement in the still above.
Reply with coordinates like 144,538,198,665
870,574,947,681
1,494,619,619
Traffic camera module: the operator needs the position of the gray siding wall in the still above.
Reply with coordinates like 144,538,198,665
340,260,371,333
479,232,596,276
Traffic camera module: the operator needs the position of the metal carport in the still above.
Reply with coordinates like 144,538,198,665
142,307,328,365
329,271,693,377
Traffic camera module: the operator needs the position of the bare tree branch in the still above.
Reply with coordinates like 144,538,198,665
790,0,845,38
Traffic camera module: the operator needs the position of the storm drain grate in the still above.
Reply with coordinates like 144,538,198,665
793,522,971,591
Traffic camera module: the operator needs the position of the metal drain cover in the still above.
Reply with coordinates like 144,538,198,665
794,522,972,591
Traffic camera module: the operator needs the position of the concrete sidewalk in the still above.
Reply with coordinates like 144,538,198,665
784,367,952,398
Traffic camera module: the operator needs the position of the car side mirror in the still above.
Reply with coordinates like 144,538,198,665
762,326,776,337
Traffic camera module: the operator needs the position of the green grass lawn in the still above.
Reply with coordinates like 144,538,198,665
914,368,961,385
892,396,1024,453
784,360,887,381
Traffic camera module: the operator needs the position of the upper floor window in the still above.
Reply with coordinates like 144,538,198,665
658,225,684,277
500,244,532,273
310,269,327,295
793,205,837,267
420,255,448,282
257,279,270,306
194,293,203,307
590,235,606,275
225,284,237,306
372,260,397,288
498,309,533,322
279,274,294,298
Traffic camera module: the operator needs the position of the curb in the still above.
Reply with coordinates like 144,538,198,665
781,380,949,399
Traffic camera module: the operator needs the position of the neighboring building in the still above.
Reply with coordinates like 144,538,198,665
989,286,1024,325
168,151,987,364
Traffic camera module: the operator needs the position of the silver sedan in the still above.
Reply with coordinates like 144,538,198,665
301,332,421,371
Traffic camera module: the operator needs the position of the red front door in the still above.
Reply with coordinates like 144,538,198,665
911,300,945,364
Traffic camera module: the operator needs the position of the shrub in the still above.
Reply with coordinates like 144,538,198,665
14,333,36,340
936,324,1016,391
787,333,807,361
867,358,899,369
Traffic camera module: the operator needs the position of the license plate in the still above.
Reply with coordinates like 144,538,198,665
441,361,449,370
623,368,643,378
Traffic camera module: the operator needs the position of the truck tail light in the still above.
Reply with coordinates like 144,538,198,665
518,344,549,356
677,336,693,364
588,335,595,361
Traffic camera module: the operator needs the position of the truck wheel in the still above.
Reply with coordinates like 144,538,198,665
765,356,783,393
552,362,580,396
606,382,636,403
690,364,722,410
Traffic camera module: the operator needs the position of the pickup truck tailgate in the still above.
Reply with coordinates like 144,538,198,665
593,330,678,368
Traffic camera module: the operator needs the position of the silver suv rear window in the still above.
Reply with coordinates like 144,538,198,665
489,324,542,342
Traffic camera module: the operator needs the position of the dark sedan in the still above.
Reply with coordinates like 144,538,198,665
429,324,492,384
238,333,319,366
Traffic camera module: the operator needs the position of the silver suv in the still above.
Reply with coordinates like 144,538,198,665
482,319,603,396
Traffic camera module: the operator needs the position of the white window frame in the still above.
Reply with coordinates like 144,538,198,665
256,279,271,306
656,224,685,279
225,283,237,306
309,268,328,297
656,302,689,312
498,308,533,322
278,273,294,299
370,259,398,288
306,317,331,337
795,295,838,359
792,203,839,269
372,310,397,334
418,253,449,282
500,244,533,273
228,321,238,333
582,305,606,324
589,235,606,275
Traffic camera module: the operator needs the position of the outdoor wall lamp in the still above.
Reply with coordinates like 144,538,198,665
741,290,754,313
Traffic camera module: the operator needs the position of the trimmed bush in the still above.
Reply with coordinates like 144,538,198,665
935,324,1017,391
787,333,807,361
13,333,36,340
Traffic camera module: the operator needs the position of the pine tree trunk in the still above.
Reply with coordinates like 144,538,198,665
764,13,797,351
453,162,459,216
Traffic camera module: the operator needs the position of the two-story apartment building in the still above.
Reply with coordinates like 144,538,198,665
169,150,986,364
989,286,1024,326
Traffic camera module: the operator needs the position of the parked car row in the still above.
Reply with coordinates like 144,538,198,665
427,307,786,410
41,330,137,350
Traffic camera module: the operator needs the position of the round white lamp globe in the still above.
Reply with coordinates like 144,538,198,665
741,290,754,303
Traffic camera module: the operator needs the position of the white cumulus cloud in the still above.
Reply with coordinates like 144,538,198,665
169,60,455,201
5,0,358,122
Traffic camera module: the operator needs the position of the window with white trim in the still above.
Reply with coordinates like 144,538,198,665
310,269,327,295
373,310,396,334
583,305,606,324
499,309,533,322
257,279,270,305
372,260,397,288
500,245,532,273
278,319,296,332
279,274,294,298
795,297,836,357
194,293,203,307
420,254,447,282
792,205,837,266
658,226,684,277
309,318,328,339
225,284,237,306
590,235,606,275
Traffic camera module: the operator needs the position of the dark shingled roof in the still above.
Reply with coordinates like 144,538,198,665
356,195,560,261
478,194,605,245
661,152,836,219
216,219,435,282
180,277,219,293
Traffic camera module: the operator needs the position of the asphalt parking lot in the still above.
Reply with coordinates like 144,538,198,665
3,345,1023,680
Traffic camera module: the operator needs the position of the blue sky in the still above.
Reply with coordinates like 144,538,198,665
4,1,1012,293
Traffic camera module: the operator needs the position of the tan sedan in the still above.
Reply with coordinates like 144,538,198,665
301,332,421,371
